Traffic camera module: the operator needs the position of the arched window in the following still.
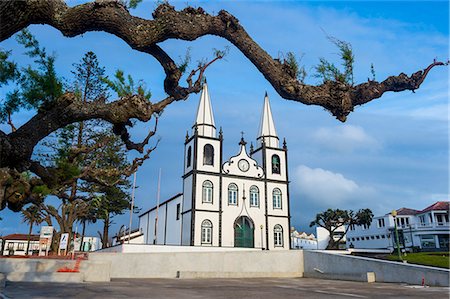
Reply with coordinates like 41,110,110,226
274,224,283,247
272,154,280,174
273,188,282,209
203,144,214,166
186,146,192,168
249,186,259,207
202,180,213,203
228,183,238,205
201,220,212,244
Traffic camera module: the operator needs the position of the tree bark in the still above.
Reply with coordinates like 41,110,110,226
25,222,33,255
0,0,446,208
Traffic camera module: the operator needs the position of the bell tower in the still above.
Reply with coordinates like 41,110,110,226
251,92,291,249
181,82,222,246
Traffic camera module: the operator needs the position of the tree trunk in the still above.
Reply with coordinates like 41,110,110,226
102,213,110,248
25,222,33,255
80,220,86,251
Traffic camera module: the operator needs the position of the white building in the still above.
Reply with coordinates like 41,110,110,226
1,234,40,256
139,84,291,250
291,230,317,250
346,201,449,251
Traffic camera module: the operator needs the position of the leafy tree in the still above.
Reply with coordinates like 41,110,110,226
21,204,44,255
310,208,374,249
0,1,447,211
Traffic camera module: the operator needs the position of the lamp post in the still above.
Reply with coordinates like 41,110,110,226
260,225,264,250
391,210,402,261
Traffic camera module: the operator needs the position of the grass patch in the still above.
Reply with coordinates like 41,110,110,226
387,252,450,269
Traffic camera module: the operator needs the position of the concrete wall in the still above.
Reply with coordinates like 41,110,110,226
89,250,304,279
0,258,110,282
97,244,260,253
303,250,449,287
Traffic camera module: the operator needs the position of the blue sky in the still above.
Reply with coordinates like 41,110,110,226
0,1,448,237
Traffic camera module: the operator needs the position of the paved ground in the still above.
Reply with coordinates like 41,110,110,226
1,277,449,299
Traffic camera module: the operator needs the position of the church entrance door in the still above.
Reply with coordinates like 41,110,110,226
234,216,254,248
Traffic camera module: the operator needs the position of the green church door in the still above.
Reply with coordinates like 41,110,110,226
234,216,254,248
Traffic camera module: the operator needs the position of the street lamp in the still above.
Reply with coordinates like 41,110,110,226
391,210,402,261
260,225,264,250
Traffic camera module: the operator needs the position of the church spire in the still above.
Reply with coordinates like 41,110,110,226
257,92,279,148
193,82,216,137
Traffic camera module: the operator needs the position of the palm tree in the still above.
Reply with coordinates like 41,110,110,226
21,205,44,255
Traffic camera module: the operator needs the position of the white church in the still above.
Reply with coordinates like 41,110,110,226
138,83,291,250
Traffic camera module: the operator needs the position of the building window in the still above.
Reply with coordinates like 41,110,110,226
381,235,385,239
201,220,212,245
203,144,214,166
273,188,282,209
272,155,280,174
420,235,436,249
176,203,181,220
202,180,213,203
186,146,192,168
249,186,259,207
377,218,385,228
274,224,283,247
17,243,24,251
376,235,380,239
228,183,238,205
356,237,360,241
7,242,14,250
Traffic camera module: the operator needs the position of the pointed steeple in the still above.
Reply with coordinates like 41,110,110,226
257,92,279,148
193,82,216,137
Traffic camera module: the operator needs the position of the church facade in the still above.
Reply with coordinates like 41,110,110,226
139,83,291,250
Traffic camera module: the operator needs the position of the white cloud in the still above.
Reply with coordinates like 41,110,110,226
312,124,380,153
293,165,374,207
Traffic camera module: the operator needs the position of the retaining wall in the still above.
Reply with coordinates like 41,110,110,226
89,250,304,279
303,250,449,287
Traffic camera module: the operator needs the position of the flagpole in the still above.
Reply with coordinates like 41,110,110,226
128,171,137,244
154,168,161,245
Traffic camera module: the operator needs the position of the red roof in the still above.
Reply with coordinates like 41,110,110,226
420,201,449,213
395,207,420,215
1,234,40,241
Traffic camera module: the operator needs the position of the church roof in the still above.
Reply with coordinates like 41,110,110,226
257,93,279,148
194,82,216,137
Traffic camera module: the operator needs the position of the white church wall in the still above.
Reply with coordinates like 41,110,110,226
138,195,182,245
139,213,149,244
181,212,192,246
193,211,220,246
195,138,221,173
182,176,193,211
266,182,288,216
194,173,220,211
164,197,182,245
184,139,195,174
268,217,290,250
264,148,287,182
220,176,266,249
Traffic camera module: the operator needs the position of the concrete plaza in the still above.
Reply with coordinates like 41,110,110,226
2,277,449,299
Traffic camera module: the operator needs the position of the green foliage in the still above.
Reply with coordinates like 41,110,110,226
177,47,191,74
0,49,19,85
387,252,449,269
0,29,63,122
310,207,373,249
123,0,143,9
314,37,354,85
72,51,108,102
370,63,376,81
103,69,151,100
283,52,307,83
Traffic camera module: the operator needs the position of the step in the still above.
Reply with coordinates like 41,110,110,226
6,272,83,283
